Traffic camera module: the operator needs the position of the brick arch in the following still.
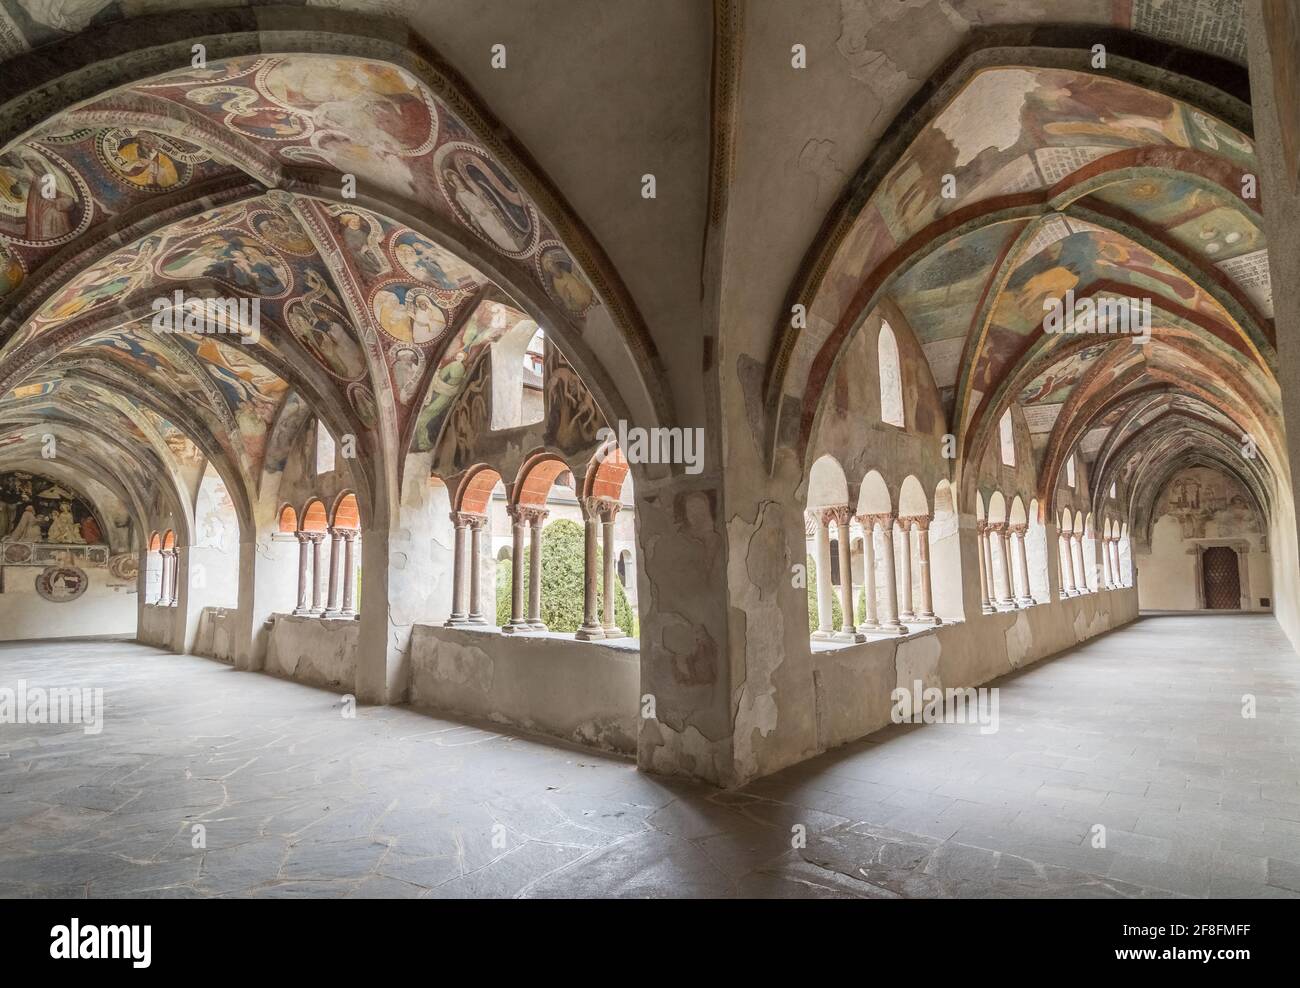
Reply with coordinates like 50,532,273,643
148,531,161,551
455,466,503,515
583,444,629,501
161,529,176,550
301,498,328,533
277,504,297,534
515,451,573,508
331,491,360,530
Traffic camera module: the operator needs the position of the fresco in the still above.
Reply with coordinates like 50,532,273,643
0,470,106,546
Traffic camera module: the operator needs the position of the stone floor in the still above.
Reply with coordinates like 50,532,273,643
1,613,1299,898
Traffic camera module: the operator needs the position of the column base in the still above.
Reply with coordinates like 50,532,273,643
832,629,867,644
899,611,917,623
466,615,489,626
811,629,837,641
914,613,941,625
1016,596,1036,607
576,624,605,641
322,608,343,619
981,602,995,615
501,620,532,634
527,620,548,632
601,627,626,640
292,607,313,617
444,613,468,627
873,622,906,635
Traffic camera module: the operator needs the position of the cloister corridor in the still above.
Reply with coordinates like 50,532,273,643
2,612,1297,900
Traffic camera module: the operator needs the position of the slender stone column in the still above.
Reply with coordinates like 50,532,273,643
1010,523,1033,605
576,497,604,641
981,524,997,610
526,508,548,629
309,532,326,614
1101,535,1114,589
976,522,994,614
340,530,358,617
1060,533,1077,596
1111,539,1124,587
989,523,1014,608
869,514,904,634
600,500,624,638
830,506,864,642
855,512,879,630
503,506,530,633
166,549,180,607
158,549,171,607
1072,534,1088,593
810,510,835,639
293,534,311,614
467,515,487,624
323,528,344,617
912,515,938,624
896,519,915,622
445,512,468,625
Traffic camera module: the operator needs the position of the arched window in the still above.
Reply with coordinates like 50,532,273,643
878,321,904,427
999,409,1015,467
315,420,336,475
1066,454,1076,488
146,532,162,604
1109,480,1117,499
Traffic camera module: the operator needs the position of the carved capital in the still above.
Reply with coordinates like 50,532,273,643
511,504,550,527
1008,523,1028,536
857,511,895,530
465,513,489,531
899,513,930,531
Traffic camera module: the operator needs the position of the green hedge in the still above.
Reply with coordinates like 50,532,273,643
495,518,635,636
806,555,844,633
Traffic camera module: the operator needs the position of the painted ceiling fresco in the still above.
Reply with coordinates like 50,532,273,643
0,43,619,545
785,56,1278,540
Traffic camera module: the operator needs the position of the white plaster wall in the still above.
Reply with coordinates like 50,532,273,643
0,568,136,642
409,625,640,754
265,614,358,692
813,589,1140,753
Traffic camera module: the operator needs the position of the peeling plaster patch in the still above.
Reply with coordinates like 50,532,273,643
1004,609,1033,669
727,500,787,779
836,0,963,96
647,722,732,787
895,633,942,689
433,642,494,695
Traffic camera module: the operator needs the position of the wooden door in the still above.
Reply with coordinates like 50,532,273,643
1202,546,1240,609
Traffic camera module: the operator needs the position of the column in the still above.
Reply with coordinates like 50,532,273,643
340,530,358,617
576,497,604,641
445,512,468,625
976,523,993,614
467,515,487,625
914,515,939,624
1060,533,1077,596
1010,523,1033,605
810,510,835,639
309,532,326,614
1112,539,1124,587
293,533,311,614
899,517,920,618
158,548,170,607
872,514,904,634
1101,535,1114,589
981,524,997,610
990,523,1014,608
323,528,344,617
600,500,623,638
1072,534,1087,593
526,508,548,630
831,507,864,642
169,549,180,606
502,506,530,633
855,513,879,630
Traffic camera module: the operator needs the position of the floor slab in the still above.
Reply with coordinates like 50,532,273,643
1,614,1298,898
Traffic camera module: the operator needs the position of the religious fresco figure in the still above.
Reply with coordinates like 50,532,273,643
4,505,42,543
47,502,86,544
